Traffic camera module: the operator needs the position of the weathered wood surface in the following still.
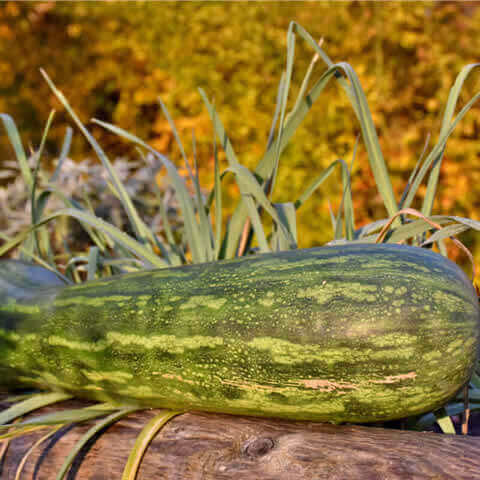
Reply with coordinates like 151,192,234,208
1,401,480,479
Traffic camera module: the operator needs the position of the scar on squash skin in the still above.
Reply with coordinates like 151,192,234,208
295,379,358,391
370,372,417,384
160,373,195,384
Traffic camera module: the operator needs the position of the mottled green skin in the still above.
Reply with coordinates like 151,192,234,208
0,244,479,423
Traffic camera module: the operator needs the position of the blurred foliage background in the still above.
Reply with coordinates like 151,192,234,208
1,1,480,262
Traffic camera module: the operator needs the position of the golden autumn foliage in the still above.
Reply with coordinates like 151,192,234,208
1,1,480,262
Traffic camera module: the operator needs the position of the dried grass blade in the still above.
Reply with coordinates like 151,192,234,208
14,425,63,480
121,410,182,480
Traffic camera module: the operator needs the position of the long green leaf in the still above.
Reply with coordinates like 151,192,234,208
421,223,470,246
30,110,56,258
403,90,480,210
292,22,397,218
422,64,480,216
191,129,215,260
198,90,244,258
56,407,137,480
227,163,295,248
213,127,223,259
0,392,71,426
266,72,285,151
0,208,167,268
50,126,73,183
242,194,270,253
41,70,153,247
294,158,348,209
399,133,431,210
269,24,296,198
91,119,206,263
0,113,32,191
1,404,117,430
344,138,358,240
272,202,297,251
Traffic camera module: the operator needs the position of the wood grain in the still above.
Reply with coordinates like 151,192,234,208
1,400,480,479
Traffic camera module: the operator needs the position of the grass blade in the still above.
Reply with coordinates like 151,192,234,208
198,89,244,258
41,69,153,247
213,130,222,259
1,404,118,430
266,72,285,151
0,113,32,191
121,410,181,480
399,133,431,210
91,119,206,263
272,202,297,250
227,163,295,248
56,407,137,480
420,223,470,246
403,90,480,211
30,110,56,258
0,392,71,426
242,195,270,253
269,24,296,198
422,64,480,216
87,246,100,280
343,138,358,240
191,129,214,260
294,158,348,209
51,126,73,183
0,208,167,268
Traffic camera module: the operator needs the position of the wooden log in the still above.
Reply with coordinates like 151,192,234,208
1,401,480,479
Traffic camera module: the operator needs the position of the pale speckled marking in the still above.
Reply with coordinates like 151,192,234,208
179,295,227,310
369,333,417,348
395,286,408,296
48,335,106,352
432,290,475,314
2,301,41,314
81,370,133,383
259,298,275,307
423,351,442,361
296,281,378,304
47,332,224,354
158,373,195,385
247,336,415,365
370,371,417,384
106,331,224,353
447,338,465,353
54,295,134,308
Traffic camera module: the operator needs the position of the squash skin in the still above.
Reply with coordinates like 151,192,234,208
0,243,478,423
